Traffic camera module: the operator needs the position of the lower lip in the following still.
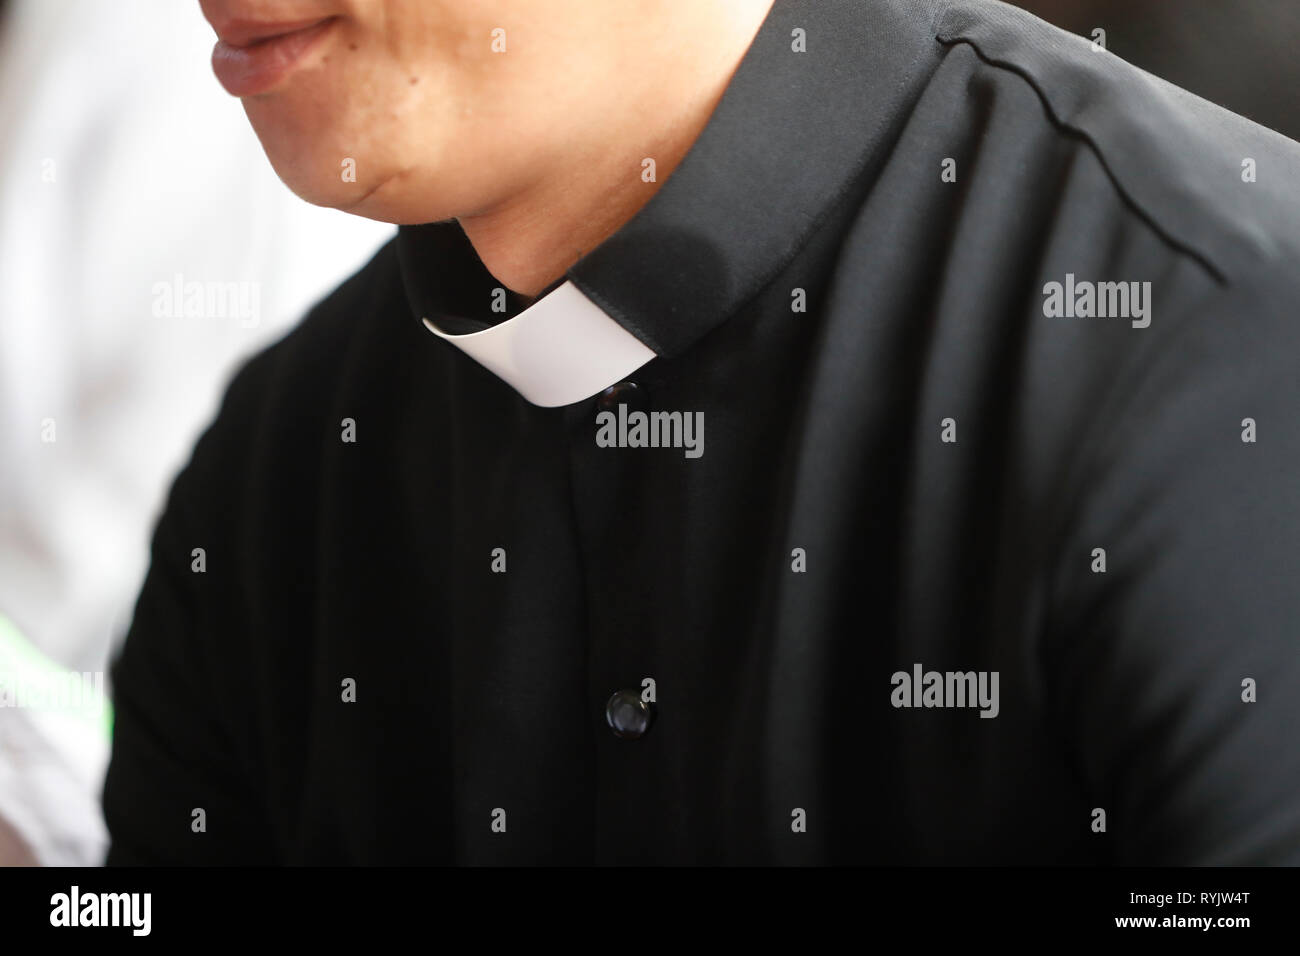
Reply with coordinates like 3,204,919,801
212,18,339,97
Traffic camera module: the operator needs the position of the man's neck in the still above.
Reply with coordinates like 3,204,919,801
456,1,775,300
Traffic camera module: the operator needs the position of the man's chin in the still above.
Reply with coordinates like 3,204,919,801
248,137,389,219
272,160,461,226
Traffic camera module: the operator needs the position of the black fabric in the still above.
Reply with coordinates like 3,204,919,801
396,220,553,333
1014,0,1300,143
103,0,1300,864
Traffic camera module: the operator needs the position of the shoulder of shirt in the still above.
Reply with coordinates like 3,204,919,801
246,232,404,377
185,236,408,481
931,0,1300,283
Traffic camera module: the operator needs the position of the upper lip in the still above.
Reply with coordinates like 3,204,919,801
210,16,334,49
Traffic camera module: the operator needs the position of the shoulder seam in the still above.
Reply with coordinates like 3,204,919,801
935,34,1229,287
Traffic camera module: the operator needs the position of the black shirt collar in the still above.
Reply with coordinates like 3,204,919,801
398,0,949,401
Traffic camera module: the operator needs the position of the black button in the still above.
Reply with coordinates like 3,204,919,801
595,381,649,414
605,689,655,739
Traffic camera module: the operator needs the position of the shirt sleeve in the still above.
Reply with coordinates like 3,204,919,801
102,357,275,865
1044,272,1300,864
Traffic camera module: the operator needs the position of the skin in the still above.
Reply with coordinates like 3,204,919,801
0,812,36,866
198,0,777,298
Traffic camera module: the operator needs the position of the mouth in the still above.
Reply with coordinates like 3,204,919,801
211,16,341,97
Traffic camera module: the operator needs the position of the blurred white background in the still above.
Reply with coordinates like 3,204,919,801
0,0,393,865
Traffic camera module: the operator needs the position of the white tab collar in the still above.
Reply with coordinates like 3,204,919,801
422,280,655,408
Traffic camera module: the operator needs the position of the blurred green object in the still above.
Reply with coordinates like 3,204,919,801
0,612,113,740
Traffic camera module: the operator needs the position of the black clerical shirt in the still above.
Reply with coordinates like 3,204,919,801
103,0,1300,864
